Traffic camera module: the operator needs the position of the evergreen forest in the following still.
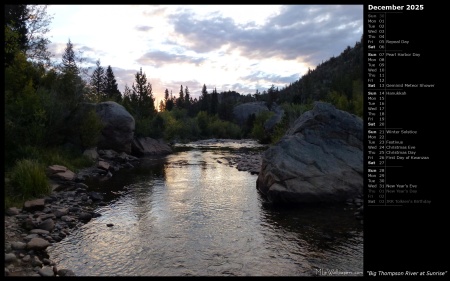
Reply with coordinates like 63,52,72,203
4,5,363,207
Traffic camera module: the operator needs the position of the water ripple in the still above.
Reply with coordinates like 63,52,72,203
47,142,362,276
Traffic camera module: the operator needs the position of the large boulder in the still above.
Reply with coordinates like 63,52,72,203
256,102,363,204
232,102,269,125
131,137,172,156
96,101,135,154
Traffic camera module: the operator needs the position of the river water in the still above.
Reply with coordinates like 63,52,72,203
47,139,363,276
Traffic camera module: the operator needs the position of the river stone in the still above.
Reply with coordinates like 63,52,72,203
131,137,173,156
98,160,110,171
6,207,21,216
38,266,55,277
22,255,31,263
88,191,104,201
256,102,363,204
36,218,55,232
46,165,67,174
11,241,27,250
83,147,99,161
5,253,17,263
27,238,50,251
78,212,92,222
58,269,76,276
54,208,69,218
30,229,50,235
54,170,76,181
22,218,36,230
23,198,45,212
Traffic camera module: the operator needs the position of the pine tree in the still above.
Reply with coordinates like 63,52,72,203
176,85,184,109
184,86,191,109
164,89,169,103
104,65,121,102
267,84,276,109
61,39,78,75
131,67,155,118
4,5,52,66
58,39,84,109
210,87,218,115
90,59,105,100
159,100,165,112
165,89,174,111
200,84,208,112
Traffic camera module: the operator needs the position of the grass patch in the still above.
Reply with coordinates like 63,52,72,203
4,145,95,209
7,159,51,201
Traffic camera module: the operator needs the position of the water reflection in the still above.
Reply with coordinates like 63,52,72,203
47,141,362,276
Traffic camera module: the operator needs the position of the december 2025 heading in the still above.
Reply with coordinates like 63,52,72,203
367,4,424,11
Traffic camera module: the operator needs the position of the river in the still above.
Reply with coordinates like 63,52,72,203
47,139,363,276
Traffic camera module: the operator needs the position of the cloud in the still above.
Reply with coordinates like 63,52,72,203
243,72,299,85
170,5,362,65
142,5,167,17
135,25,153,32
136,50,206,66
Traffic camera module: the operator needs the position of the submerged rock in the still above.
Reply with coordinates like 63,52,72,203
131,137,172,156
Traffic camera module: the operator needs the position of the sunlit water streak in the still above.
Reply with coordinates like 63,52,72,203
47,140,363,276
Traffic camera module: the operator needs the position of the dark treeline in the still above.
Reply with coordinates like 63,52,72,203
4,4,363,206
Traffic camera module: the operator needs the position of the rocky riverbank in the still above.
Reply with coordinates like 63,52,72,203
4,149,140,276
4,143,264,276
4,137,363,276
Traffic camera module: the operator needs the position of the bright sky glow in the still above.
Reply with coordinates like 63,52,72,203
46,5,363,103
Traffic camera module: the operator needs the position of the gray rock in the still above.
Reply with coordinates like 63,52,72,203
88,191,104,201
25,233,39,241
27,238,50,251
30,229,50,235
36,218,55,232
75,182,89,190
78,212,92,222
83,147,99,161
96,101,135,154
11,241,27,250
38,266,55,277
58,269,76,276
22,218,36,230
6,207,21,216
53,170,76,181
46,164,68,174
256,102,363,204
5,253,17,263
31,256,43,267
131,137,172,156
97,160,110,171
54,208,69,218
23,198,45,212
232,101,269,126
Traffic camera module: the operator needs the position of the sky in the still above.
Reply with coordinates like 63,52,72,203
46,5,363,104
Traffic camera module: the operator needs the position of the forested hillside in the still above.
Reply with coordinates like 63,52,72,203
4,4,363,206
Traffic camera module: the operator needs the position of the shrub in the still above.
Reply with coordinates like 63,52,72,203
8,159,50,200
79,108,104,148
135,117,153,138
250,111,274,143
270,102,313,144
